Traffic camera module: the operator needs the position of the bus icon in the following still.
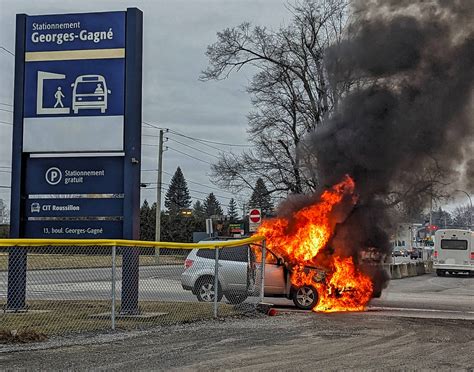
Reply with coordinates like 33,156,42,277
71,75,111,114
31,202,41,213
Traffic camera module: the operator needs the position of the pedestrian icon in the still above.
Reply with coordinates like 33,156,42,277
54,87,65,108
36,71,70,115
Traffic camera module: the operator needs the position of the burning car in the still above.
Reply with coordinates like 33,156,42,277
180,241,327,309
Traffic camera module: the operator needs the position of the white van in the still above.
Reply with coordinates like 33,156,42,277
433,229,474,276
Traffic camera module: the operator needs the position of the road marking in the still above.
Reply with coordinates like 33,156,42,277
368,306,474,314
271,305,474,316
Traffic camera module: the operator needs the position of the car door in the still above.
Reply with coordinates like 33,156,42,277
251,247,286,296
218,245,249,293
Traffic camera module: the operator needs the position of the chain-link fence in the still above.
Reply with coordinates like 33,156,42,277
0,237,266,337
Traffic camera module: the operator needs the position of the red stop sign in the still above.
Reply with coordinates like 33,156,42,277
249,209,261,223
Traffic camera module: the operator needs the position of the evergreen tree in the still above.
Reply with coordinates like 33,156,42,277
192,200,206,220
227,198,239,222
203,193,223,217
139,200,155,241
248,178,274,216
165,167,191,216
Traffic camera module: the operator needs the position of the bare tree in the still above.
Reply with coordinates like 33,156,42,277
452,205,473,229
201,0,350,196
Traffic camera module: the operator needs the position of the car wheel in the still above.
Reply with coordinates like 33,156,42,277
225,292,248,304
292,285,319,310
195,277,223,302
436,270,446,277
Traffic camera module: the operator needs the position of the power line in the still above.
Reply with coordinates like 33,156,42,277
0,120,12,126
0,185,11,189
142,121,166,131
167,147,213,165
0,170,11,173
0,108,13,113
144,168,243,197
0,46,14,56
162,170,236,195
168,129,251,148
166,137,220,159
144,181,235,201
142,134,160,138
142,186,232,209
168,131,228,153
0,102,13,107
142,120,250,148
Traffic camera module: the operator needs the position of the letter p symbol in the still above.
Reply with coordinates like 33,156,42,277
46,167,62,185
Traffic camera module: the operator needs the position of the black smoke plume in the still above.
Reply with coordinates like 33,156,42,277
296,0,473,294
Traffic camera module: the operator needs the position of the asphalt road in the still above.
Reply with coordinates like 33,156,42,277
1,310,472,370
1,271,473,370
0,265,193,302
1,266,473,319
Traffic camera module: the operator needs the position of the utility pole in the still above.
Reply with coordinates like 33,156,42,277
155,129,165,263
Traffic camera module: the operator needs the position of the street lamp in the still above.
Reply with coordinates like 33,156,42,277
455,189,473,229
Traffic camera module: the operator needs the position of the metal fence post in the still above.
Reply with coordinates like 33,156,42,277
260,239,266,303
213,246,219,318
111,245,116,331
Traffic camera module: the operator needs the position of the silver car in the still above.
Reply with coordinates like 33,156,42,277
181,242,325,310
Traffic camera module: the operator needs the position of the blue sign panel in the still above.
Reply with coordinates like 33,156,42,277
24,220,123,239
9,9,142,312
25,156,124,194
25,198,123,218
26,12,125,52
22,11,126,154
24,59,125,118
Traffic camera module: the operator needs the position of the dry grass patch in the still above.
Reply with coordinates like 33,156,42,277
0,300,239,337
0,329,48,344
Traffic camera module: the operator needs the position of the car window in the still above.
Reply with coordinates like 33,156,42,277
219,245,248,262
196,245,249,262
251,246,279,264
196,249,215,259
441,239,468,250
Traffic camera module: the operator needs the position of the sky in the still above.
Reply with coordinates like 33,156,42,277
0,0,470,222
0,0,291,216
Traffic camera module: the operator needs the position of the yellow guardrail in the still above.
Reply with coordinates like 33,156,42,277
0,236,265,249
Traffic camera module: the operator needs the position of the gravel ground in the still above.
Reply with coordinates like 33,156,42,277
1,311,473,371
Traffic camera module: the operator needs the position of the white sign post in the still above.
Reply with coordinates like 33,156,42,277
205,218,213,236
249,208,262,232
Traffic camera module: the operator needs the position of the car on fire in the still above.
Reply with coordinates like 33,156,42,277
180,239,326,310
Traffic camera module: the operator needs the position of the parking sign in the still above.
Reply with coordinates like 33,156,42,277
8,9,143,312
23,11,126,152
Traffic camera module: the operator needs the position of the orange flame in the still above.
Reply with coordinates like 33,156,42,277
257,175,374,312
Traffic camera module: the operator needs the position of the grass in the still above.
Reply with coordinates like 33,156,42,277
0,253,185,271
0,300,240,338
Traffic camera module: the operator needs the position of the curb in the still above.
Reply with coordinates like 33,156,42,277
399,263,408,278
389,261,433,280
